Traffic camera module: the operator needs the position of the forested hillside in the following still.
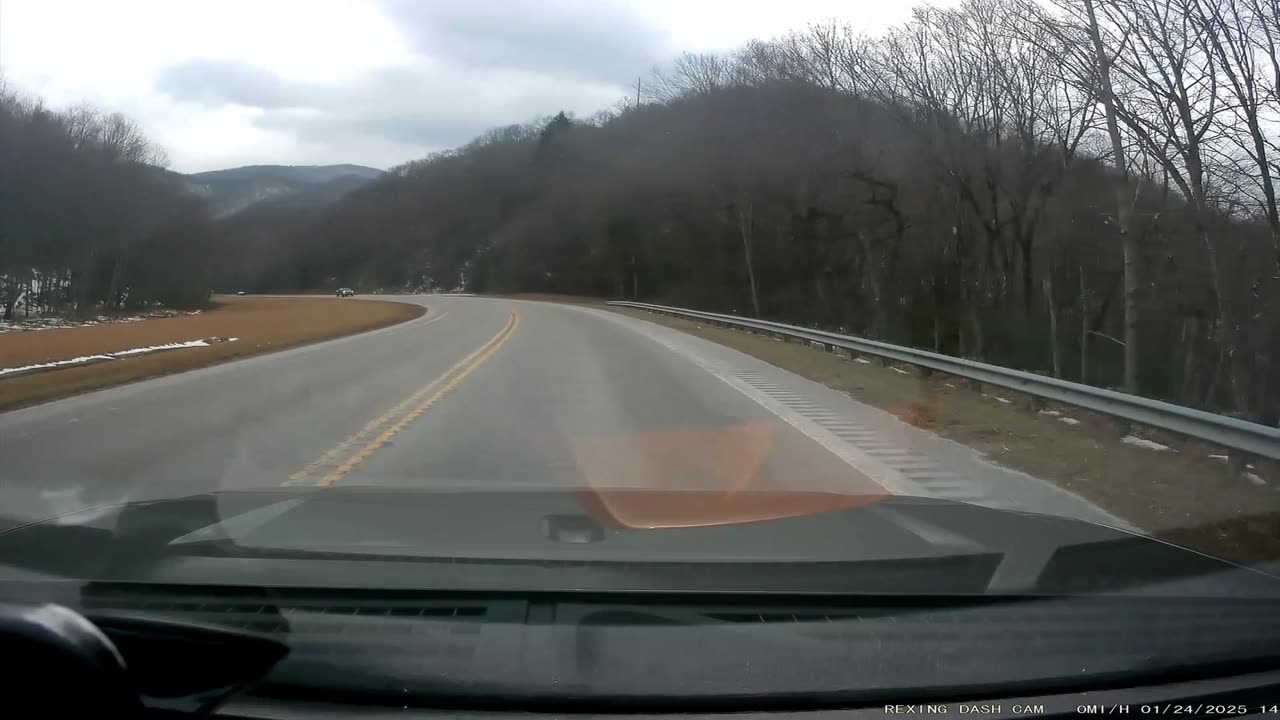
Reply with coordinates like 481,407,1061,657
224,0,1280,422
0,100,379,319
183,164,384,218
0,91,216,317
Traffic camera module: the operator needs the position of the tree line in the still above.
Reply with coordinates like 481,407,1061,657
0,84,216,320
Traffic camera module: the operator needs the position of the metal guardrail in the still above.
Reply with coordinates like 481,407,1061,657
608,301,1280,462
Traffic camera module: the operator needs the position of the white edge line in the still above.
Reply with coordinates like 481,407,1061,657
699,371,924,496
581,307,924,497
235,303,448,365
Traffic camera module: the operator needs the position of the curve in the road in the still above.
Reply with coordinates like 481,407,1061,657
288,311,520,487
0,294,1122,530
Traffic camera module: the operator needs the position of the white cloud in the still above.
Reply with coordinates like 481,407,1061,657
634,0,922,52
1,0,411,92
1,0,927,172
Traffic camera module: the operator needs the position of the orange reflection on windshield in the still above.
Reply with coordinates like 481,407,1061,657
572,419,889,529
574,420,775,495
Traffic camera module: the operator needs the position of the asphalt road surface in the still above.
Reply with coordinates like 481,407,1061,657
0,295,1121,528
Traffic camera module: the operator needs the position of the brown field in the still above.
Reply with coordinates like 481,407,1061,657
609,307,1280,567
0,296,424,411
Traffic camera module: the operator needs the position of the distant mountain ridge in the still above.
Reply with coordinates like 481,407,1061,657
182,164,385,217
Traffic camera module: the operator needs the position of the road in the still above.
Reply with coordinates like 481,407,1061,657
0,295,1120,527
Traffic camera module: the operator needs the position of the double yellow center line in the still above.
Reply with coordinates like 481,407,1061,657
287,311,520,487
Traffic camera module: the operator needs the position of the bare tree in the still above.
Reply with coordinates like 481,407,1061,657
1041,0,1145,392
1088,0,1253,408
648,52,734,101
1191,0,1280,268
0,87,211,319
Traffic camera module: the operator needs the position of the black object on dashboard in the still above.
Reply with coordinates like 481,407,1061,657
0,601,288,716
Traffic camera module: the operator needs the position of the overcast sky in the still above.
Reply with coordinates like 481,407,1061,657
1,0,920,173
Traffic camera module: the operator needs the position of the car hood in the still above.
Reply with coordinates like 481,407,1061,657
1,486,1277,597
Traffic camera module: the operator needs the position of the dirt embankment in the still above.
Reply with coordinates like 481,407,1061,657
0,296,424,411
610,307,1280,567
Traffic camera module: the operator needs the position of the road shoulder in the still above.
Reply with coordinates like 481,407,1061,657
607,306,1280,567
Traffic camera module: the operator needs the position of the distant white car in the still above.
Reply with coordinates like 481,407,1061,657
336,288,355,297
236,291,246,296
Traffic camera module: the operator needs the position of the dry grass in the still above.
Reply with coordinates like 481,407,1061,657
0,296,423,411
610,307,1280,566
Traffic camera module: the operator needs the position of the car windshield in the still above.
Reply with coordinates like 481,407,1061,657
2,0,1280,708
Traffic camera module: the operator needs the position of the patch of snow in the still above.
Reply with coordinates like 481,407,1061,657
228,337,239,342
944,382,957,388
1209,454,1228,462
891,367,910,374
0,308,201,334
991,395,1012,404
0,339,212,377
1038,409,1061,416
854,357,872,364
1059,417,1081,425
0,354,115,377
109,340,210,357
1246,472,1267,486
0,318,82,333
1122,435,1171,452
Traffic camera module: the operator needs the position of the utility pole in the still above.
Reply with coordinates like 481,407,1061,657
636,77,642,108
